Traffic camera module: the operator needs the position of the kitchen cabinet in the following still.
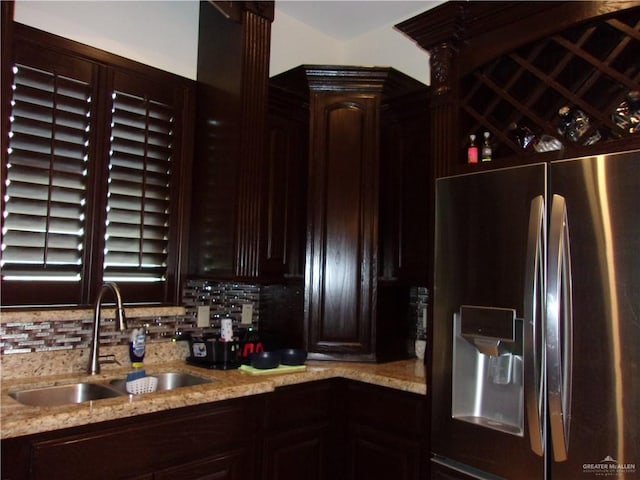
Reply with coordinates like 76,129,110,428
269,66,431,362
261,379,427,480
345,381,427,480
261,84,309,279
1,378,427,480
261,380,341,480
0,396,262,480
188,1,274,279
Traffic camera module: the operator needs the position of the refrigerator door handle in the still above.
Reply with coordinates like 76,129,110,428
524,195,545,456
546,194,574,462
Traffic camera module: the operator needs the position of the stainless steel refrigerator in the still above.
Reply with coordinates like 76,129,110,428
431,150,639,480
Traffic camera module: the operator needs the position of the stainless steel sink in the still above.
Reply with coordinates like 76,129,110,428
8,372,213,406
109,371,213,394
9,382,124,407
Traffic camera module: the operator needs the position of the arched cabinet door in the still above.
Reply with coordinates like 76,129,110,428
305,93,379,361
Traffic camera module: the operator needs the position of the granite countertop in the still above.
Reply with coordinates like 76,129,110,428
1,356,426,440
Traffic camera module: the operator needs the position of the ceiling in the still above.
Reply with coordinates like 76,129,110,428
275,1,444,40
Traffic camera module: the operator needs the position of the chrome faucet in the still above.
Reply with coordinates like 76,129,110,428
88,282,127,375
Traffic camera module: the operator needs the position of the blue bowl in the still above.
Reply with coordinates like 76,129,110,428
250,351,281,369
279,348,307,366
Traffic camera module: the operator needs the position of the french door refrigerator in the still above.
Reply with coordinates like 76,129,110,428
431,150,639,480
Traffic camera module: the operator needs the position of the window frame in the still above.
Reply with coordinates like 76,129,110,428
1,21,195,307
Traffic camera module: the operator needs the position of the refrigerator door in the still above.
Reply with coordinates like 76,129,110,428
548,151,640,479
432,164,546,480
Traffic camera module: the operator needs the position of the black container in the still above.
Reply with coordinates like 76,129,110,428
279,348,307,366
250,351,281,369
187,338,240,369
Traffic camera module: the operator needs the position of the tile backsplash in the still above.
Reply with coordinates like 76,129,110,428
0,280,263,355
1,280,429,356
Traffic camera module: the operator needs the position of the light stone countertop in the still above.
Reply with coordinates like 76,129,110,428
1,344,426,440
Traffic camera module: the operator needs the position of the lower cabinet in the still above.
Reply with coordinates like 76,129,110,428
261,379,340,480
1,379,427,480
1,396,261,480
349,424,422,480
153,449,248,480
345,381,428,480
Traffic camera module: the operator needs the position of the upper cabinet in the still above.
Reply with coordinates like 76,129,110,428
269,66,430,361
188,1,274,279
397,1,640,177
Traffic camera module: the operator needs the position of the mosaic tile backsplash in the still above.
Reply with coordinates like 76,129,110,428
1,280,429,356
0,280,262,355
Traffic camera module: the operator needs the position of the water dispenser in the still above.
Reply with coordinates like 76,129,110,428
452,305,524,436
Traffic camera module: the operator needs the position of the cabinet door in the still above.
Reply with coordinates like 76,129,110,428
305,92,380,360
346,381,427,480
154,448,250,480
262,105,307,278
348,424,422,480
262,380,341,480
262,425,331,480
26,399,259,480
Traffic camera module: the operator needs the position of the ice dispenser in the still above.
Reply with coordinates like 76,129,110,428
452,305,524,436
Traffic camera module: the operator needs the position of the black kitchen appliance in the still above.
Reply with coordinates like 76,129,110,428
186,337,241,370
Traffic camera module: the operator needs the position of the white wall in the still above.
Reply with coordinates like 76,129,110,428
13,0,200,80
270,9,346,75
270,8,431,85
344,24,430,84
14,1,431,85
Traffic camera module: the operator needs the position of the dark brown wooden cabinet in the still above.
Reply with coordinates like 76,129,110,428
261,380,340,480
1,380,426,480
345,381,427,480
269,66,431,362
261,84,309,279
188,1,274,279
1,396,262,480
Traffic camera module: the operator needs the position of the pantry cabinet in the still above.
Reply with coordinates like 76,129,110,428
269,66,431,362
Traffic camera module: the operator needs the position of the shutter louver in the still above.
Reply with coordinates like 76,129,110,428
1,64,91,281
103,91,173,283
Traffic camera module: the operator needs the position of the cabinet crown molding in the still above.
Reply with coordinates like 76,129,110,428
270,65,427,98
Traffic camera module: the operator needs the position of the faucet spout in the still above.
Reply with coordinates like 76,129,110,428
88,282,127,375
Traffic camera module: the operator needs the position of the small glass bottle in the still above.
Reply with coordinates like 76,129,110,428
467,134,478,164
481,131,492,162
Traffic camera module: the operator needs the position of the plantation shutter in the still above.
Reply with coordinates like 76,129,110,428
1,63,92,282
103,90,173,283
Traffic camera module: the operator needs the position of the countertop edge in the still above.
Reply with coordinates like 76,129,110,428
1,359,426,440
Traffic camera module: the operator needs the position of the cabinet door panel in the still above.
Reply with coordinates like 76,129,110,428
349,424,421,480
262,425,329,480
28,401,256,480
306,93,379,358
154,448,249,480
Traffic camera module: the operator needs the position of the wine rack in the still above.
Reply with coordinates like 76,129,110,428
460,6,640,164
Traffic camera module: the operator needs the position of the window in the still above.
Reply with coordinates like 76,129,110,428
1,24,194,306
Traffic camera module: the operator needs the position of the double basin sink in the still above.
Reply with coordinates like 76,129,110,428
9,372,213,407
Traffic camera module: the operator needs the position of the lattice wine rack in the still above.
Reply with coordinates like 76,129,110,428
460,6,640,164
